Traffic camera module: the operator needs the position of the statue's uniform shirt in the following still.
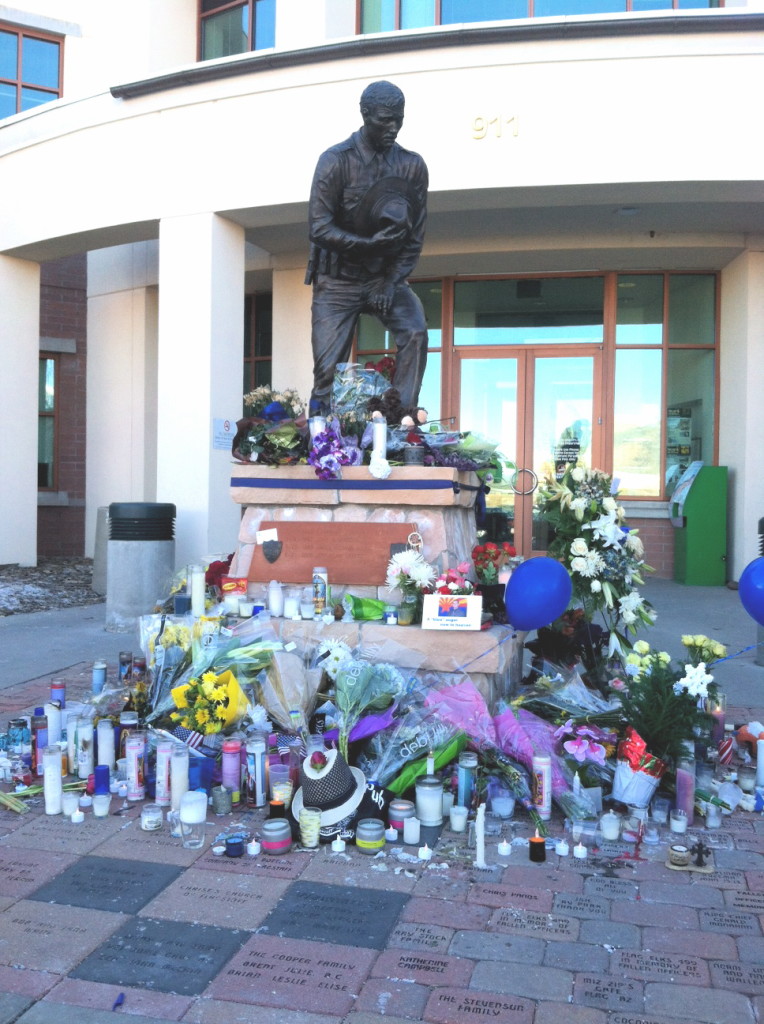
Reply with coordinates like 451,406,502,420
306,129,428,285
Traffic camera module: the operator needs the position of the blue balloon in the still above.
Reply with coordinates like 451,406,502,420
739,557,764,627
504,556,572,631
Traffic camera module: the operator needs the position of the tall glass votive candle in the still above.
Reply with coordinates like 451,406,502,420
389,798,415,831
449,805,468,832
42,745,63,814
154,739,174,807
170,743,190,811
96,718,115,770
670,809,688,834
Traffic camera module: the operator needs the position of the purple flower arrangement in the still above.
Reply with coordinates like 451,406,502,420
308,424,363,480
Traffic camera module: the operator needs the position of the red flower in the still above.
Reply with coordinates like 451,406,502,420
309,751,328,771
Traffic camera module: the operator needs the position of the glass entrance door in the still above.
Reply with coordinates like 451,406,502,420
458,351,600,555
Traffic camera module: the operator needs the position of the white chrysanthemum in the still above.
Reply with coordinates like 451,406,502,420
590,579,602,593
316,639,353,680
570,538,589,557
622,610,637,624
581,551,605,577
618,590,644,614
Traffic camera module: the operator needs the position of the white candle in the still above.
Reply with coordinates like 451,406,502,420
247,840,261,856
403,816,421,845
555,839,570,856
385,827,398,842
449,805,468,832
96,719,115,770
498,839,512,857
573,771,581,797
190,564,206,617
573,842,587,859
474,803,487,869
331,838,346,853
372,416,387,457
442,791,454,815
70,809,85,824
418,843,432,860
426,751,435,774
757,740,764,787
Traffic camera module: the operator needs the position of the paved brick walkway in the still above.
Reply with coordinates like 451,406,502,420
0,662,763,1024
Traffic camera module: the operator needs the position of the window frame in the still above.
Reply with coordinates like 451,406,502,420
38,353,59,492
197,0,275,61
0,21,63,117
356,0,725,32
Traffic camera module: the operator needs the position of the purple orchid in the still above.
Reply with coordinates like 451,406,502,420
563,736,607,766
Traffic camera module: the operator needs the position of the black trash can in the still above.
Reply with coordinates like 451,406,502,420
109,503,176,541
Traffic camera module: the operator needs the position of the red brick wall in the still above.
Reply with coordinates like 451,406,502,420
630,517,674,579
38,254,87,558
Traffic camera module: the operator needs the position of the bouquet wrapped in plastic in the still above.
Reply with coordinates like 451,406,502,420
611,726,667,807
331,362,391,439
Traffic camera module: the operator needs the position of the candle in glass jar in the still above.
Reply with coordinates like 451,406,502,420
529,829,546,863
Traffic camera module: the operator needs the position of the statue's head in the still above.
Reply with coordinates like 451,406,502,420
360,81,405,152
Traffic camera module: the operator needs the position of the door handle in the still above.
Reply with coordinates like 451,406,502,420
511,468,538,496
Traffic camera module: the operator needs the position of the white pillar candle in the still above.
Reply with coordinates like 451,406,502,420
190,564,206,617
44,702,62,746
474,803,487,869
77,719,94,780
154,740,174,807
96,719,115,769
426,751,435,774
371,416,387,457
449,805,468,832
403,816,421,845
170,744,190,811
42,746,63,815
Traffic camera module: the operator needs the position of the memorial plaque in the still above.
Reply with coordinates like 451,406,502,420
388,921,453,953
735,836,764,853
301,852,418,893
700,908,761,934
575,973,643,1010
27,856,182,914
259,881,408,950
727,889,764,912
209,933,376,1015
693,868,745,888
490,907,578,941
70,916,248,995
611,1016,690,1024
553,893,609,919
470,883,552,913
138,868,290,931
424,987,534,1024
613,949,709,985
709,960,764,993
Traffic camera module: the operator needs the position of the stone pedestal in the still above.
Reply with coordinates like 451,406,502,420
229,465,480,596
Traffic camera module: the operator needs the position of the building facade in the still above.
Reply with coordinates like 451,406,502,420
1,0,762,580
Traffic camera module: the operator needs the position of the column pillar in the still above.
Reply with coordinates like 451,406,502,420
0,254,40,565
157,213,245,569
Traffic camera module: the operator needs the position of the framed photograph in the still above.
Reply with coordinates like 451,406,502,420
421,594,483,631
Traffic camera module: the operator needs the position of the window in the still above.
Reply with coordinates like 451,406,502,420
200,0,275,61
243,293,272,409
38,356,57,489
0,24,61,119
358,0,724,31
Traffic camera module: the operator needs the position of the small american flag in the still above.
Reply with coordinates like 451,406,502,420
172,726,205,750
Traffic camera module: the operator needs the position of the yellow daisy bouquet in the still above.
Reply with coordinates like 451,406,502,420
170,669,249,735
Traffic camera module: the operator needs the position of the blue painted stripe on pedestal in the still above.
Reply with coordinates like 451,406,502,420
230,476,456,492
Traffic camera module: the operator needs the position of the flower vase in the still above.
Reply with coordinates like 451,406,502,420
397,593,420,626
480,583,507,625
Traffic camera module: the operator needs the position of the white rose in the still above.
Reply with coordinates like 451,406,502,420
570,557,587,573
570,538,589,557
571,467,585,482
602,497,617,512
590,579,602,593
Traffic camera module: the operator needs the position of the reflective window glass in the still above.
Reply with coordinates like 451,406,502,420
665,348,714,492
441,0,526,23
0,30,17,78
0,82,15,118
454,277,604,346
631,0,672,8
38,418,55,488
21,36,59,88
613,348,662,496
39,358,55,411
361,0,396,32
419,351,441,421
21,85,53,110
201,6,249,59
254,0,276,49
411,281,442,349
401,0,436,29
616,274,663,345
668,275,715,346
534,0,625,13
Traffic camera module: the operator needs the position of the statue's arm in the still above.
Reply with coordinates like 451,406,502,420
382,158,429,284
308,151,373,256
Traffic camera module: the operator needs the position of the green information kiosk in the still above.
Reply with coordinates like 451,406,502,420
670,462,728,586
